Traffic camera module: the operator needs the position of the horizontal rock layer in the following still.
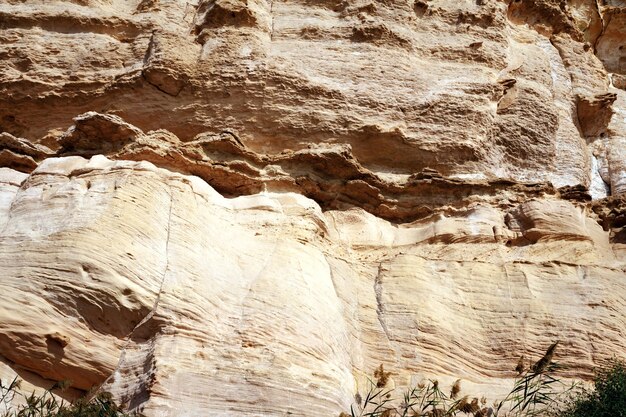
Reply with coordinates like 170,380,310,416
0,156,625,416
0,0,625,415
1,0,625,188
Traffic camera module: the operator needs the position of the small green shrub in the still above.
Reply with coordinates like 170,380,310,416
554,359,626,417
0,378,140,417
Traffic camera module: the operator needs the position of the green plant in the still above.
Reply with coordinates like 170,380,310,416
553,359,626,417
341,342,579,417
0,377,139,417
344,364,491,417
494,342,567,417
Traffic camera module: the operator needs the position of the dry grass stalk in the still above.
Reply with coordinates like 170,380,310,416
341,341,571,417
515,355,526,375
531,341,559,373
374,364,392,388
450,380,461,399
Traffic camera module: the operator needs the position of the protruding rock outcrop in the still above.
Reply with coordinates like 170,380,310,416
577,92,618,137
0,133,53,173
44,112,565,223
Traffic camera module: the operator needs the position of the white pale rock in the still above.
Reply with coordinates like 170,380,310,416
1,0,626,414
0,156,624,416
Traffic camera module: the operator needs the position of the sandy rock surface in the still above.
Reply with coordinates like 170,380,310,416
0,0,625,415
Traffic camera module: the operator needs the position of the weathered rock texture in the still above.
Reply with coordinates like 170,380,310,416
0,0,625,415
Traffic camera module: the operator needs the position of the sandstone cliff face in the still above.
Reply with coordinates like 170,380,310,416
0,0,625,416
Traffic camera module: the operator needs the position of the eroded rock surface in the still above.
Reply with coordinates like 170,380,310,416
0,0,625,415
1,156,625,416
1,0,624,187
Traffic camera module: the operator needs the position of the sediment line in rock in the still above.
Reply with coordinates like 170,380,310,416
0,112,569,223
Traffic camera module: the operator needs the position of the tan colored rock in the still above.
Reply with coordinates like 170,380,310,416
47,111,565,223
594,4,626,75
0,0,620,189
0,156,624,416
605,86,626,195
0,168,28,230
0,133,53,173
1,0,626,415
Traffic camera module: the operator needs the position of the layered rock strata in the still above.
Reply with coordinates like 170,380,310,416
0,0,625,415
1,156,625,416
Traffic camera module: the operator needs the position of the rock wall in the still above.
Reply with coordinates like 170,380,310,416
0,0,625,416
